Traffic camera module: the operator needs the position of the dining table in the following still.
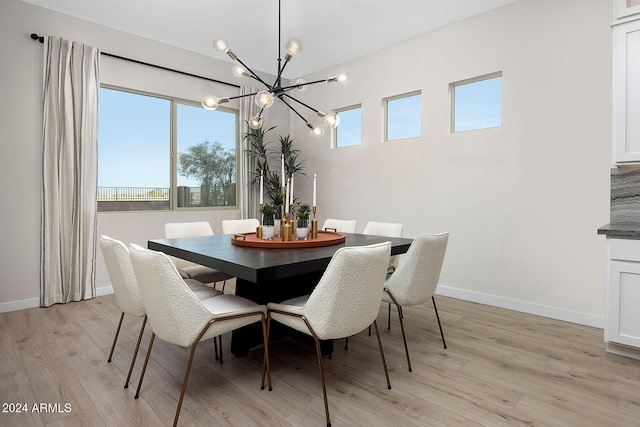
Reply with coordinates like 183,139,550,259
148,232,413,355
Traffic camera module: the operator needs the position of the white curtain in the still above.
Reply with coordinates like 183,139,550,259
40,37,100,307
239,85,259,219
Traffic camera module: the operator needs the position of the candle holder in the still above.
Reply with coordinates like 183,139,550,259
282,212,292,241
311,206,318,238
256,203,263,239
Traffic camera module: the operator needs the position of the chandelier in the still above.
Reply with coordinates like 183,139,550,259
201,0,349,136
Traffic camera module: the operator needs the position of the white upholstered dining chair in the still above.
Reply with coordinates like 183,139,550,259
321,218,357,233
382,233,449,372
99,235,220,389
221,218,261,235
362,221,404,273
128,244,271,427
164,221,235,291
267,242,392,427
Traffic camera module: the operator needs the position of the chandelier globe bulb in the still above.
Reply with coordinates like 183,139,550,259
212,37,230,53
201,96,220,110
295,78,308,92
249,116,264,130
336,71,351,85
285,38,303,59
255,91,275,109
324,112,340,128
232,65,248,78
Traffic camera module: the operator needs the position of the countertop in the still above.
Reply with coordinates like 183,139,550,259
598,223,640,238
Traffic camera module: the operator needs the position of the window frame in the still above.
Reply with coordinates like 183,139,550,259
450,71,503,134
383,90,422,142
332,104,363,149
98,84,239,212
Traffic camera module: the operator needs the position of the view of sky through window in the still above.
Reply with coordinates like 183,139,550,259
335,106,362,147
98,87,236,189
98,88,170,188
386,92,422,141
453,75,503,132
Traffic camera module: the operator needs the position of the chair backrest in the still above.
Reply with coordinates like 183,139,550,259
164,221,214,239
363,221,403,270
128,244,214,347
362,221,403,238
98,235,145,318
304,242,391,340
385,233,449,306
322,218,357,233
164,221,214,270
221,218,260,235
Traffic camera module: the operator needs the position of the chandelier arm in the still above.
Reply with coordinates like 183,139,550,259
280,98,310,124
226,91,260,101
235,57,273,89
272,60,289,89
278,77,332,93
282,93,320,114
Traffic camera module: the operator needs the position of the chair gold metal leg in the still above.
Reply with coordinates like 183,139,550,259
313,336,331,427
214,334,219,361
262,314,271,390
107,312,125,363
395,303,412,372
432,296,447,349
173,341,200,427
261,315,272,391
124,316,147,389
134,332,155,399
387,303,392,330
344,337,349,350
372,320,392,389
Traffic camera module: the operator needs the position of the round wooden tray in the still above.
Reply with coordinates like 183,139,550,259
231,230,345,249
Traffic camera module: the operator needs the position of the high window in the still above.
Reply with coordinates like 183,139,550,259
98,86,238,212
384,91,422,141
451,72,503,132
333,105,362,148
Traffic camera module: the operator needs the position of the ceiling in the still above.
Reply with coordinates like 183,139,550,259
23,0,519,79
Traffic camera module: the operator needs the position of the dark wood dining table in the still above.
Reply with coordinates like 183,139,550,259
149,232,413,355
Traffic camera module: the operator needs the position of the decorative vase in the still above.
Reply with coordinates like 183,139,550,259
296,218,309,240
275,205,282,236
262,214,275,240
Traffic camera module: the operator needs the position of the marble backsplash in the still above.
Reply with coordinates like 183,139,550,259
611,167,640,225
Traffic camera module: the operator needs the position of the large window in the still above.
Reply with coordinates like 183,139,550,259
98,87,238,212
451,73,503,133
384,91,422,141
333,105,362,148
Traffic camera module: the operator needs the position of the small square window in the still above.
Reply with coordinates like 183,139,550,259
334,105,362,148
452,73,503,133
384,91,422,141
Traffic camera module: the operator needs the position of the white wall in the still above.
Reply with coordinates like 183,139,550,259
289,0,612,326
0,0,613,326
0,0,288,311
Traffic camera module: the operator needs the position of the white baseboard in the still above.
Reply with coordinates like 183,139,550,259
436,285,604,329
0,284,604,330
0,286,114,313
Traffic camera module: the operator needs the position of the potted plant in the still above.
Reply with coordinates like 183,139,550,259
243,125,306,232
271,191,283,236
296,203,311,240
261,203,276,240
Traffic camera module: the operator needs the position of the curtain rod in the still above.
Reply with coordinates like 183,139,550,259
30,33,240,89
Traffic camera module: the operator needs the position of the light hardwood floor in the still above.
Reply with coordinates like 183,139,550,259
2,284,640,426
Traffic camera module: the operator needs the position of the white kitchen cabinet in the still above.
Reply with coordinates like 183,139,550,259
613,19,640,163
605,238,640,358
